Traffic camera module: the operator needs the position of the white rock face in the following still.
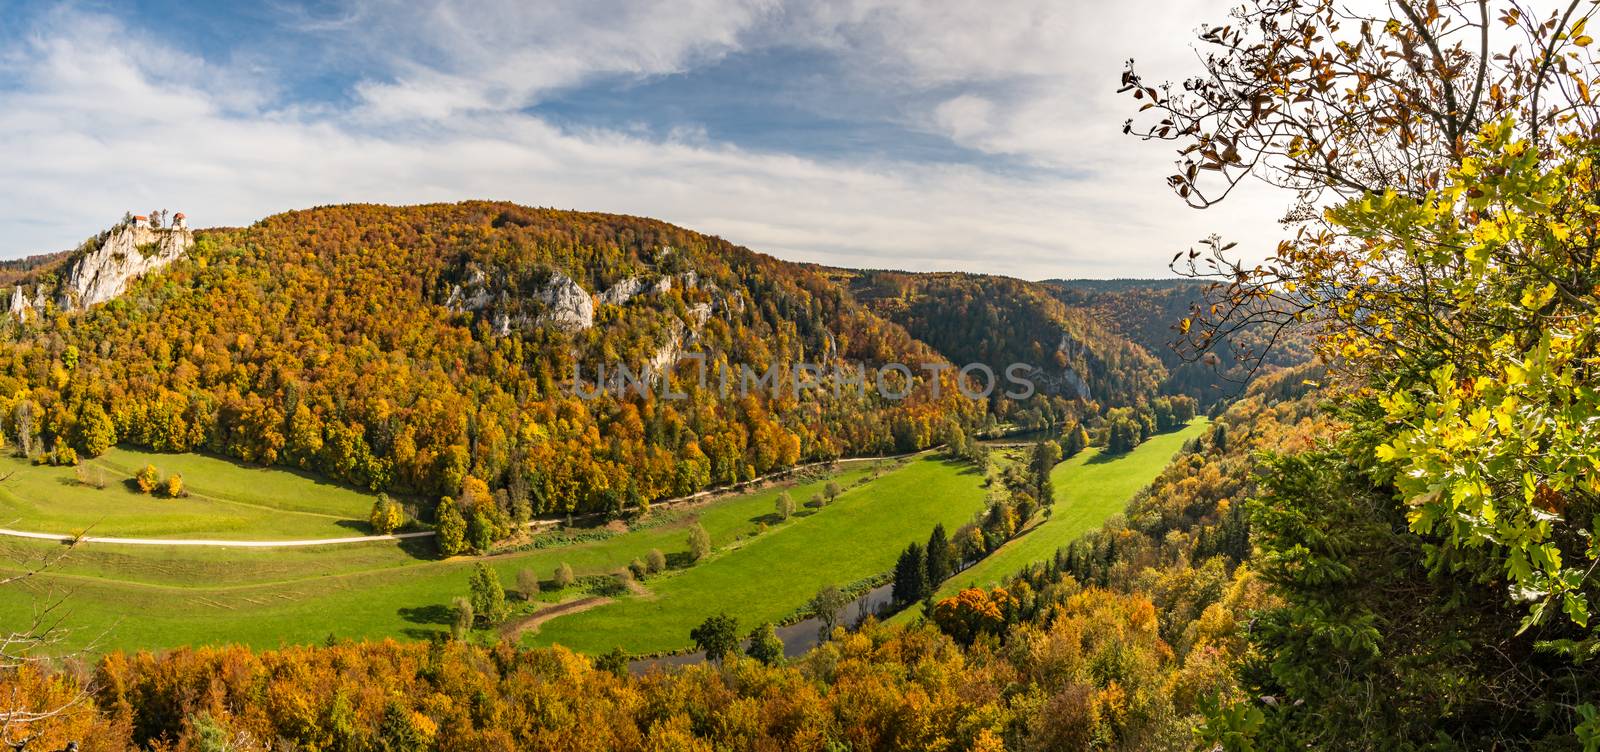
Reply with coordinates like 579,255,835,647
58,223,193,310
597,275,672,307
446,266,595,333
1053,334,1093,401
9,286,33,319
529,272,594,332
444,268,495,313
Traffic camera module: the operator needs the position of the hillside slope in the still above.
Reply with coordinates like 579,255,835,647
840,270,1165,428
1044,278,1313,405
0,203,984,515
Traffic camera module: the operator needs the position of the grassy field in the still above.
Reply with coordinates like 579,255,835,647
529,454,989,655
887,419,1208,624
0,448,378,539
0,458,905,652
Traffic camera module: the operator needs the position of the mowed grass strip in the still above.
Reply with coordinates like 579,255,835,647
0,460,898,652
529,455,989,656
0,450,373,540
889,418,1209,624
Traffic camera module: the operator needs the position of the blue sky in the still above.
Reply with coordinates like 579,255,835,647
0,0,1286,278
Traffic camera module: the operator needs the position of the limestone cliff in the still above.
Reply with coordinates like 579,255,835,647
445,265,595,334
60,221,193,309
9,218,194,318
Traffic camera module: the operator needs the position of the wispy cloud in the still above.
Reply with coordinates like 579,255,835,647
0,1,1288,278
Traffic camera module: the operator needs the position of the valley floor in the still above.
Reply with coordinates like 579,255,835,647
0,423,1200,656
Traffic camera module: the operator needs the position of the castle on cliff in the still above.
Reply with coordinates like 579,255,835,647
9,210,195,320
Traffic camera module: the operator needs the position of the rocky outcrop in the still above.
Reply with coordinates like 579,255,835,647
8,286,34,320
598,275,673,307
529,272,594,332
445,266,594,334
8,219,195,320
58,222,193,310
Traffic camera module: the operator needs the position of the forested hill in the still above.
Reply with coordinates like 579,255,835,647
1044,278,1313,406
0,203,1176,518
0,202,1003,514
839,270,1165,426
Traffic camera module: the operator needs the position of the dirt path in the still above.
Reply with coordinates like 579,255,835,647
497,596,614,640
0,449,930,548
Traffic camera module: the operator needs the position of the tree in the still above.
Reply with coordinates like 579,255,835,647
943,422,968,458
932,587,1015,646
1127,0,1600,743
808,585,851,640
449,596,473,640
686,522,711,562
378,700,428,752
646,548,667,574
774,491,794,521
746,622,784,666
435,498,468,556
1060,423,1089,457
11,399,34,458
468,562,507,625
824,481,842,503
689,613,740,663
595,647,629,678
553,562,574,590
76,403,115,458
925,524,952,587
369,494,405,534
1030,440,1061,501
515,568,540,600
893,543,927,606
466,508,495,553
135,463,161,494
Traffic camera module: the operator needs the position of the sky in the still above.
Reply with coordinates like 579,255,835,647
0,0,1292,279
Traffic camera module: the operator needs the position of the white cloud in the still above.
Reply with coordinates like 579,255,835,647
0,2,1291,279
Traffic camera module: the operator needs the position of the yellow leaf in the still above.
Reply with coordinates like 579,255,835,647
1521,282,1557,309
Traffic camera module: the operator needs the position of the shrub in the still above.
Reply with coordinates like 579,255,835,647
450,597,473,640
687,523,711,561
628,558,648,580
646,548,667,573
516,568,540,600
164,473,185,498
553,562,575,590
135,464,161,494
369,495,405,534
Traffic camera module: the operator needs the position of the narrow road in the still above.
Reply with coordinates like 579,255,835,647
0,450,932,548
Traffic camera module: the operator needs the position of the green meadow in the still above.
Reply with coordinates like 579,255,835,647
529,454,989,655
0,455,908,652
888,418,1208,624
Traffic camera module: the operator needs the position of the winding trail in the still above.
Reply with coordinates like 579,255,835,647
0,451,928,548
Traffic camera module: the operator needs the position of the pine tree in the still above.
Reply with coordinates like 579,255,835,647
925,524,952,586
893,543,927,606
